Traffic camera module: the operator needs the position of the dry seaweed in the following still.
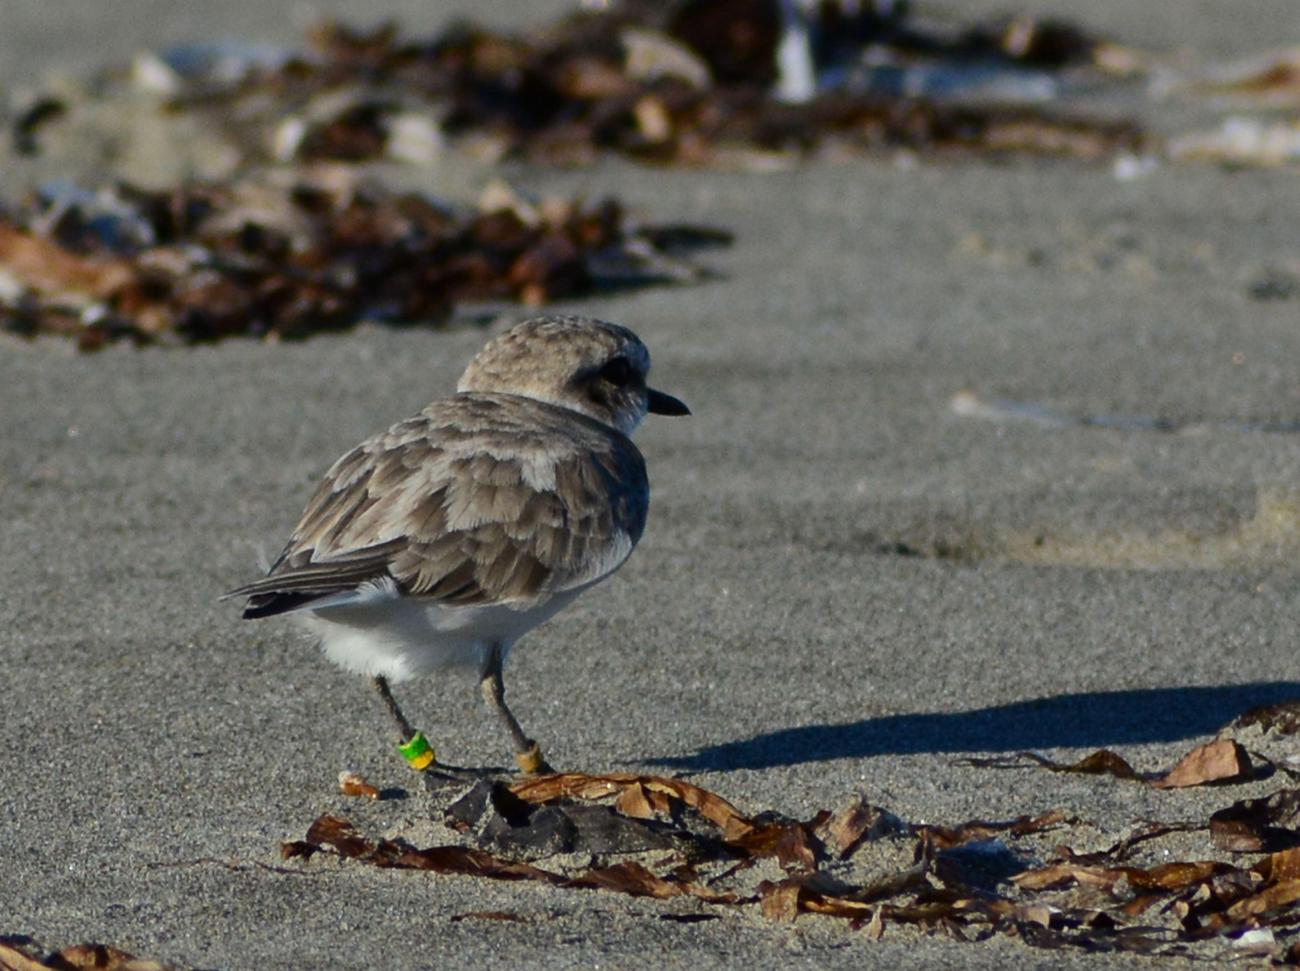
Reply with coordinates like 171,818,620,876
63,4,1146,170
280,764,1300,956
957,748,1144,781
1210,789,1300,853
1233,701,1300,737
0,938,173,971
0,174,727,348
958,739,1267,788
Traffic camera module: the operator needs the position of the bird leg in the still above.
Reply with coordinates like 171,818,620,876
479,645,553,775
371,675,436,771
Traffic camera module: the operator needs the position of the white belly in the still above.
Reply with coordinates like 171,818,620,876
294,584,586,682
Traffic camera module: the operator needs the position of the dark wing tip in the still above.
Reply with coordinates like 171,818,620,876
240,592,322,619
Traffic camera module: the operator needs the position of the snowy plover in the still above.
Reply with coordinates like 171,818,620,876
225,315,689,776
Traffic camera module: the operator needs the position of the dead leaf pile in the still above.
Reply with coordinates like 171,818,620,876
280,762,1300,957
26,4,1147,170
0,175,727,348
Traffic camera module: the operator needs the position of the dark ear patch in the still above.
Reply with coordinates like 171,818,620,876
599,356,634,387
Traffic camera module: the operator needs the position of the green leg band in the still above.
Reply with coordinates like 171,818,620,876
397,731,435,771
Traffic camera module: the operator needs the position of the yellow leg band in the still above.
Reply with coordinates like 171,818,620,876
397,731,435,771
516,742,546,775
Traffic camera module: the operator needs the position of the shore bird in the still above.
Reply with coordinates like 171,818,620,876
224,315,689,776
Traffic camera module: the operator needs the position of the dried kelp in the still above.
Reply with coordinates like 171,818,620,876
0,175,727,348
1232,701,1300,737
958,739,1267,788
51,4,1145,170
281,766,1300,957
0,938,174,971
1210,789,1300,853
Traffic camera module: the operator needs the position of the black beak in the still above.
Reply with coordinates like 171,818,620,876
647,387,691,416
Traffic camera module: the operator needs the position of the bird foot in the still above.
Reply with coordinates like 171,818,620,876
515,742,554,776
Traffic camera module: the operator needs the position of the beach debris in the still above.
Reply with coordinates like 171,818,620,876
1169,116,1300,167
1210,789,1300,853
18,7,1300,177
337,770,381,799
958,748,1142,781
27,5,1146,172
282,763,1300,956
1152,739,1257,790
818,793,909,858
1155,47,1300,108
0,173,728,349
0,938,174,971
958,740,1267,789
1231,701,1300,736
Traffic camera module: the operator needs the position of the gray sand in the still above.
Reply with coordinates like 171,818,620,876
2,2,1299,968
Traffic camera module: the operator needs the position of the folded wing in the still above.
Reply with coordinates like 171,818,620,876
225,395,648,618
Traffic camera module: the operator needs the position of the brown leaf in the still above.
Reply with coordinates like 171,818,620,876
1013,862,1124,892
1232,701,1300,736
961,749,1141,781
567,856,744,903
1138,860,1233,891
613,781,655,819
725,817,822,867
279,840,319,861
774,824,820,873
920,810,1072,851
1119,894,1164,917
1013,858,1229,893
1256,847,1300,885
1210,789,1300,852
305,814,379,861
0,942,173,971
303,814,562,883
755,872,866,923
1226,878,1300,920
758,879,803,922
1152,739,1256,789
1058,749,1142,780
337,770,380,799
801,893,877,920
820,795,908,857
394,844,562,883
295,813,743,905
53,945,172,971
0,222,137,300
509,772,754,836
565,861,685,900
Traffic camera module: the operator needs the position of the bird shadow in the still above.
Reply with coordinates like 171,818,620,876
647,682,1300,773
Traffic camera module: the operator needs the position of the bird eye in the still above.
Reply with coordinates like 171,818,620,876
600,357,634,386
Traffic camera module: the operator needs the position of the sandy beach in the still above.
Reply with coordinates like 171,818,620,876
2,2,1299,968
